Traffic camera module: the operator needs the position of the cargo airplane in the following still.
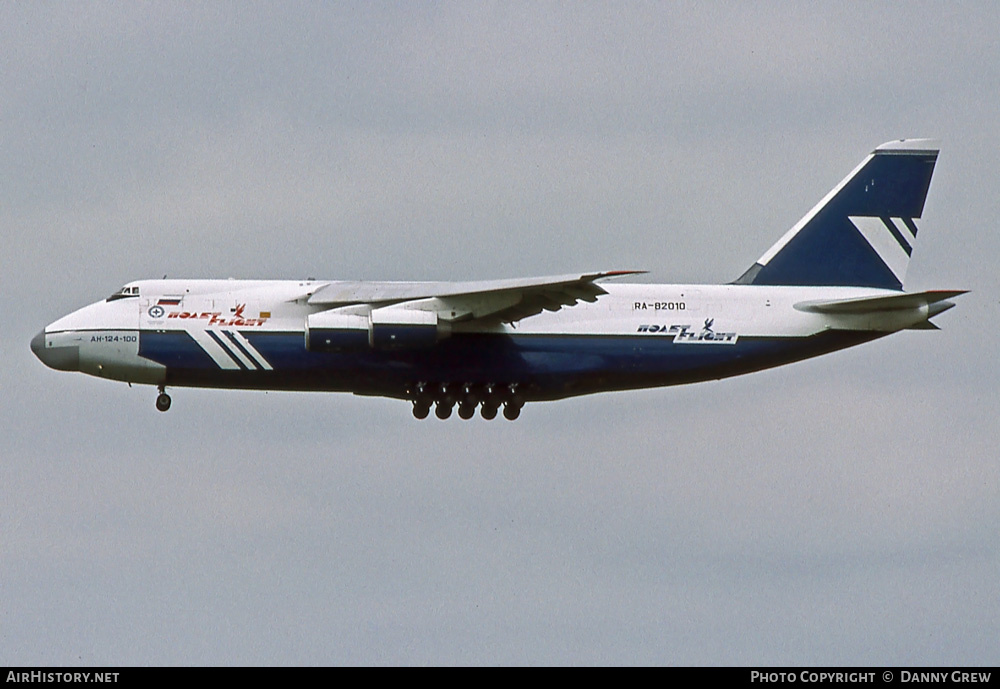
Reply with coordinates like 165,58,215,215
32,139,963,420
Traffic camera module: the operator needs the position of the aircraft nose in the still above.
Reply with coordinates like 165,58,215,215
30,329,44,359
31,329,80,371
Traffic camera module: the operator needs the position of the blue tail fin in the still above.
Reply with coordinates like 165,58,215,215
736,139,939,289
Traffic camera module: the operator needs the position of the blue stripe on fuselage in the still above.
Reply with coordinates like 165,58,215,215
139,329,884,401
139,330,218,369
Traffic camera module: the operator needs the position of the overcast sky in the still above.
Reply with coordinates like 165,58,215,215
2,2,998,665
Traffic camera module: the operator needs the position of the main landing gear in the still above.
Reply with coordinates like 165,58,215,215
155,386,171,412
408,382,524,421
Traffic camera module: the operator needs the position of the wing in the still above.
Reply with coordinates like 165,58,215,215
307,270,644,324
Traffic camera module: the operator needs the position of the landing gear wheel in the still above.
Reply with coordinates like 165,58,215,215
435,402,453,420
503,403,521,421
458,404,476,420
155,392,172,412
412,402,431,420
480,405,498,420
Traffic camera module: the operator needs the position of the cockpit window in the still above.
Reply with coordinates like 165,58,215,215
106,285,140,302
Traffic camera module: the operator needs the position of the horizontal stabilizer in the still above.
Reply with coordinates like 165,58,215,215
794,290,967,314
794,289,965,332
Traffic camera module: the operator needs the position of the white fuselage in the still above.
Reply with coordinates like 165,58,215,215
35,279,920,393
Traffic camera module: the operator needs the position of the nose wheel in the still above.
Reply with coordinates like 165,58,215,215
155,387,171,412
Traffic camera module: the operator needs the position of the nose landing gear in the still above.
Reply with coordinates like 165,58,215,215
155,386,171,412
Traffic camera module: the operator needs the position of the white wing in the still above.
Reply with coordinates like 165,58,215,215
307,270,644,323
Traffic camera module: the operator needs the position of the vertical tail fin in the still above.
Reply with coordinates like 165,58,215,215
736,139,939,290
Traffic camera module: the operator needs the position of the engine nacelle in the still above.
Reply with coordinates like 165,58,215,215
306,307,450,352
370,307,446,350
305,312,370,352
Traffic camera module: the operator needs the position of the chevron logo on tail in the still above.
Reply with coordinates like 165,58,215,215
848,215,919,284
